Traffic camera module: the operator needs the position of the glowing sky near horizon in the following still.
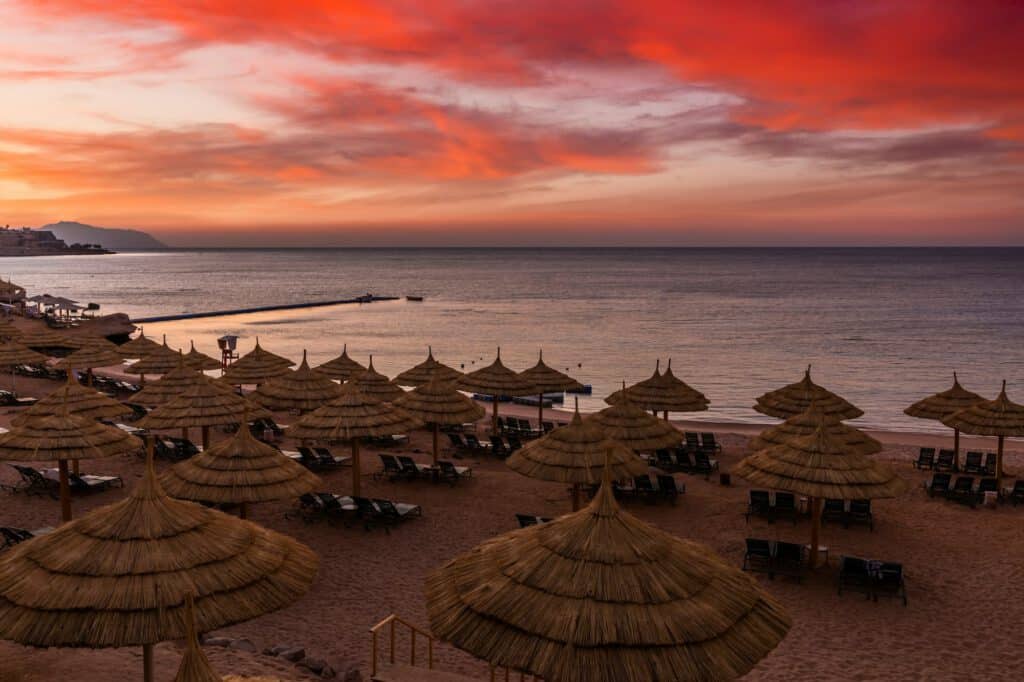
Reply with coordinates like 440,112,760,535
0,1,1022,245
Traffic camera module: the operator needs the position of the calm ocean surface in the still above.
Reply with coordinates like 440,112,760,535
3,248,1022,432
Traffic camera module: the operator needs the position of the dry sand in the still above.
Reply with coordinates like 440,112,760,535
0,368,1022,681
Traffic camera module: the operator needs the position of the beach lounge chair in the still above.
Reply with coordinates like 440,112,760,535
397,455,428,479
913,447,936,470
821,499,846,526
506,434,524,452
296,447,322,470
926,473,951,497
1,526,34,550
773,492,799,524
742,538,773,576
495,416,508,434
489,436,510,458
369,498,422,530
437,460,472,485
447,432,468,451
947,476,976,507
542,421,556,434
515,514,552,528
315,447,350,467
692,451,719,478
874,562,908,606
684,432,701,453
654,449,676,471
935,449,956,472
633,475,657,500
291,493,326,522
68,472,123,493
837,556,874,600
8,465,58,498
773,541,807,582
700,432,722,453
984,453,997,476
672,447,693,472
962,451,984,474
464,434,489,453
848,499,873,530
1008,480,1024,506
376,454,403,481
746,490,772,522
977,477,999,502
655,474,684,504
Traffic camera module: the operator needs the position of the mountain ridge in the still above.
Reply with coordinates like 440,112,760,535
40,221,167,250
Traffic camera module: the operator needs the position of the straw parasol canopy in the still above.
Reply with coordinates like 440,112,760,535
606,359,709,418
905,372,985,466
0,278,25,302
118,329,163,359
131,357,216,407
136,379,270,449
183,340,222,372
19,326,82,351
160,410,320,518
12,379,131,425
53,337,124,372
348,355,405,403
251,350,343,413
394,377,484,463
220,339,293,386
0,445,319,682
456,348,536,431
314,344,365,381
174,593,220,682
733,424,907,566
749,402,882,456
0,410,142,522
587,387,682,452
394,346,463,387
425,460,791,681
507,402,648,510
0,318,23,340
0,339,48,392
943,381,1024,479
753,366,862,421
126,338,184,377
518,349,584,425
289,382,421,495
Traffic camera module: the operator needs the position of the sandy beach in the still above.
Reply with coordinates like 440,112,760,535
0,344,1022,681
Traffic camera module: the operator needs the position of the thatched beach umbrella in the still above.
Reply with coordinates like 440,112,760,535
457,348,536,433
53,337,124,385
425,460,791,681
518,349,583,427
905,372,984,468
754,366,862,421
394,377,485,463
943,381,1024,479
0,318,23,341
0,339,47,393
13,378,131,425
348,356,405,403
130,356,214,407
749,402,882,456
733,424,907,567
606,359,709,420
289,382,421,496
183,340,222,372
395,346,463,387
0,444,318,682
19,326,81,352
173,593,220,682
160,409,320,519
314,344,365,381
588,386,682,453
507,402,647,510
251,350,342,413
220,338,293,386
136,379,270,449
126,338,184,380
0,410,142,522
118,328,163,359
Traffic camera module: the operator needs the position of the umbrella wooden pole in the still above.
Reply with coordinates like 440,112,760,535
492,396,499,434
571,483,581,512
72,459,80,475
143,643,154,682
432,423,439,465
538,393,544,430
352,439,361,497
997,435,1004,479
202,425,210,450
239,502,248,520
181,427,189,442
58,459,71,523
808,497,823,568
663,410,669,421
953,428,960,471
86,369,93,387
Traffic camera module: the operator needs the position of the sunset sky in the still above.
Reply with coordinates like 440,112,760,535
1,1,1022,246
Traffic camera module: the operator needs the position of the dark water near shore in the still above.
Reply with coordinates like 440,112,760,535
4,248,1022,431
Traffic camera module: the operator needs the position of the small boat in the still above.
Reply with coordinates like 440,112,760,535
566,384,593,395
406,295,424,302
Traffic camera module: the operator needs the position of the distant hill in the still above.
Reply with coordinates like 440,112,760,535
40,221,167,250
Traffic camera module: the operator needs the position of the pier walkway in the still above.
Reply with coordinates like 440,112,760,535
131,295,399,323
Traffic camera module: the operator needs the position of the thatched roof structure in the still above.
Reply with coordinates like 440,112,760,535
753,366,862,420
605,360,709,414
0,278,25,301
507,407,646,485
118,329,163,359
53,338,124,370
0,319,23,341
348,356,404,403
905,372,985,422
314,344,365,381
251,350,343,412
394,377,484,426
587,389,682,452
425,466,791,681
0,339,48,367
943,381,1024,437
457,348,535,397
136,380,269,431
288,381,421,442
734,425,906,500
131,359,215,407
12,381,131,424
160,413,320,506
19,326,81,350
183,340,222,372
518,350,583,394
0,449,319,648
125,339,184,376
394,347,463,387
174,593,221,682
220,339,293,385
0,411,142,463
748,402,882,456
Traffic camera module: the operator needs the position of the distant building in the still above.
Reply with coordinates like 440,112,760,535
0,225,113,256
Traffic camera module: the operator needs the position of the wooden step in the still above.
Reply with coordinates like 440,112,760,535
373,664,481,681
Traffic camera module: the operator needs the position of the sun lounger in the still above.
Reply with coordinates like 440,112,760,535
874,562,907,605
7,465,58,498
962,451,984,474
742,538,773,575
746,490,772,522
984,453,997,476
692,451,719,478
700,432,722,453
542,421,556,434
397,455,431,479
926,472,951,497
977,477,999,502
355,497,422,531
912,447,936,470
773,541,807,582
68,472,123,493
848,499,874,529
506,434,524,451
947,476,976,507
654,449,676,471
489,436,510,458
1008,480,1024,506
447,432,468,451
773,492,799,524
633,475,657,500
1,527,34,550
655,474,685,504
315,447,350,467
376,454,403,481
821,499,846,526
464,434,489,453
934,449,956,472
436,460,472,485
515,514,552,528
837,556,874,599
684,432,701,453
672,448,693,472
